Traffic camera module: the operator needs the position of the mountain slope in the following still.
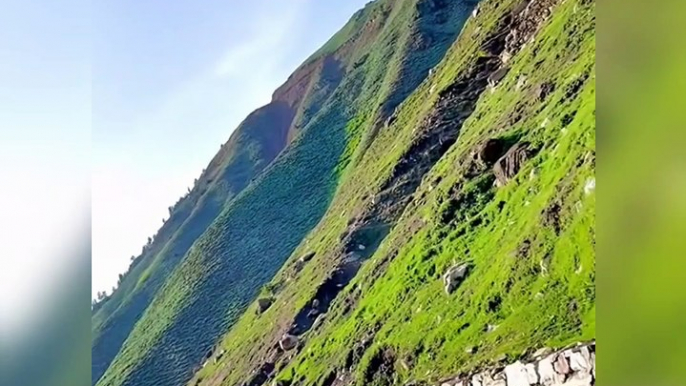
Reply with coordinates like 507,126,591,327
91,14,349,385
94,2,478,386
186,0,596,385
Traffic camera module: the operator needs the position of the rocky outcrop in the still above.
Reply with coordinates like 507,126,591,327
493,142,535,186
438,342,595,386
477,139,509,166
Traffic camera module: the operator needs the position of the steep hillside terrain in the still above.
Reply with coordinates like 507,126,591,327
187,0,595,385
94,1,478,386
93,0,595,385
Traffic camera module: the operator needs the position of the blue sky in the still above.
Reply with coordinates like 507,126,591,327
90,0,371,297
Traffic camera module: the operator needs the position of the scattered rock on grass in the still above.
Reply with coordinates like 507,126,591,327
279,334,298,351
443,263,470,294
257,297,274,314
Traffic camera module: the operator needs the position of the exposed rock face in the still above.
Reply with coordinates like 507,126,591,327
493,142,535,186
257,298,274,314
477,139,508,166
278,334,298,351
443,263,470,294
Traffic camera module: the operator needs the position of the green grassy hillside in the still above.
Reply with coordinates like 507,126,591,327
187,0,595,385
94,1,478,386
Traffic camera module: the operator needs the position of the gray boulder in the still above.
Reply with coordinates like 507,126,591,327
256,297,274,314
443,263,470,294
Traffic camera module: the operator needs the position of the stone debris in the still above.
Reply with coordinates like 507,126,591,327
485,324,499,333
504,361,538,386
478,371,507,386
553,353,571,375
567,346,592,374
538,354,565,385
584,178,595,195
445,342,594,386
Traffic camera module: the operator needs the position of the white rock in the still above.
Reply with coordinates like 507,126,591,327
482,372,507,386
562,371,593,386
279,334,298,351
471,373,484,386
540,260,548,276
524,363,538,384
444,263,469,294
584,178,595,195
504,361,533,386
568,347,592,374
537,355,565,386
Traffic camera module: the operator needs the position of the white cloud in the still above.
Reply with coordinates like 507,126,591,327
214,0,310,79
